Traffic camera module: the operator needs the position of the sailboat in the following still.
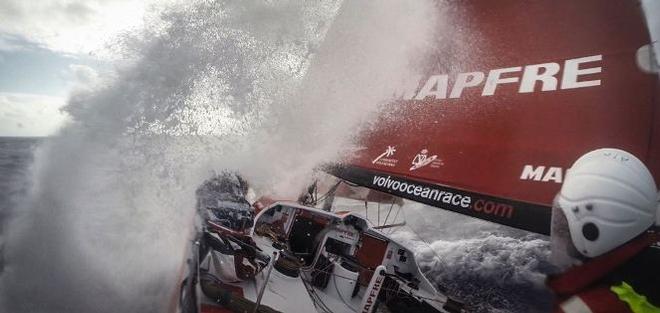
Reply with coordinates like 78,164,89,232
176,0,659,312
178,172,463,313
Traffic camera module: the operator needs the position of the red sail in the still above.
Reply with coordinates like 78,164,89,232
332,0,659,235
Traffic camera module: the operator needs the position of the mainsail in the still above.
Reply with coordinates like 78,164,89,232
331,0,659,235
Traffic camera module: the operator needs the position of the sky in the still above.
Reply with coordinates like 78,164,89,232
0,0,165,137
0,0,659,137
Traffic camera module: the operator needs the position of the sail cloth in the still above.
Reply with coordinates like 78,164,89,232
329,0,659,235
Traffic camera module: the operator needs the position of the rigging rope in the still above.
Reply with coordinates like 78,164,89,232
382,199,396,227
386,204,403,235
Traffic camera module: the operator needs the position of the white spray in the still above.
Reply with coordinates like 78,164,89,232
0,1,439,312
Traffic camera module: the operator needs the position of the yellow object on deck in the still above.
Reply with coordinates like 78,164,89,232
611,282,660,313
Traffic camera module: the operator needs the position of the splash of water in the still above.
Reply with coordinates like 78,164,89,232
391,203,555,313
0,1,438,312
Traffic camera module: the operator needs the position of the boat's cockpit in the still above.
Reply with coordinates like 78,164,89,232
186,174,465,313
255,203,365,266
251,202,461,313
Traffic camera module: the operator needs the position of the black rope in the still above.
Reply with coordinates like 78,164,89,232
382,199,396,226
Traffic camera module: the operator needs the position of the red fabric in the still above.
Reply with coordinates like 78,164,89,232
549,232,658,313
343,0,657,223
548,232,657,296
580,287,633,313
355,233,389,286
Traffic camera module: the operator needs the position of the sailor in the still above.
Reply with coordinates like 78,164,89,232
547,148,660,313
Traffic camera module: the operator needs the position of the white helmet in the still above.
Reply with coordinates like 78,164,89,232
553,148,658,259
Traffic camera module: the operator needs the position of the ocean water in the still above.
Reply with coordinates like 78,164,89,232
397,207,555,313
0,137,40,273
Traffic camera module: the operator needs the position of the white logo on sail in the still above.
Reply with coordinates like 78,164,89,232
520,165,563,183
410,149,443,171
372,146,398,167
395,54,603,101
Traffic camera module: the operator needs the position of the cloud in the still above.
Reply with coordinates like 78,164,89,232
0,33,44,52
0,0,155,55
0,92,69,136
68,64,98,85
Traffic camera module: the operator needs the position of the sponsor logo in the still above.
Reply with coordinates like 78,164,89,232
371,175,515,219
372,175,470,208
394,54,603,101
524,151,631,183
473,199,514,219
361,272,385,313
372,145,398,167
410,148,443,171
520,165,564,183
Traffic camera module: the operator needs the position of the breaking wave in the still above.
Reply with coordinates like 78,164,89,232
0,1,439,313
391,204,556,313
418,235,554,313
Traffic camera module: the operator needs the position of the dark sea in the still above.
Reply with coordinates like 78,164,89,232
0,137,41,273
